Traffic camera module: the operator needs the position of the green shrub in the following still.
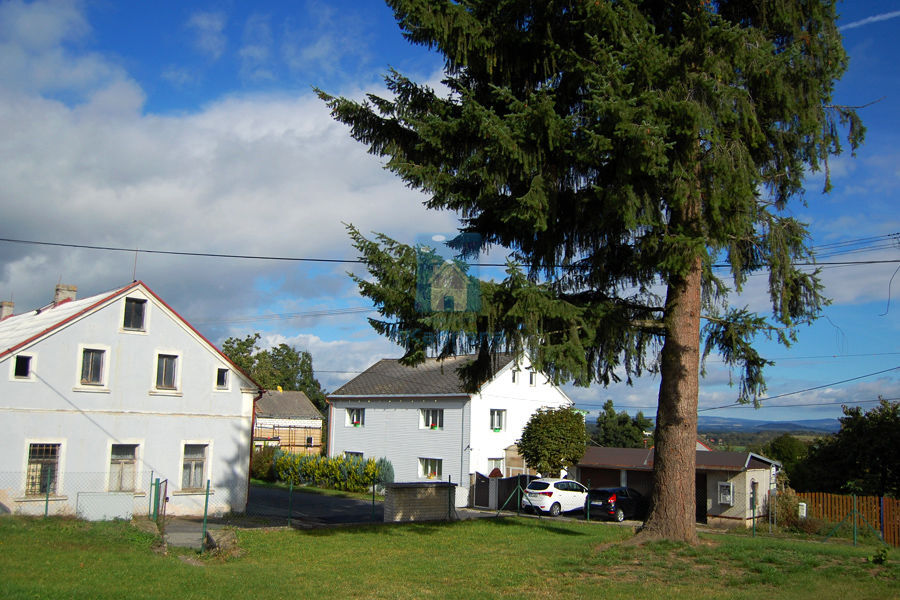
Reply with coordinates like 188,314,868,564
250,446,279,481
274,454,393,492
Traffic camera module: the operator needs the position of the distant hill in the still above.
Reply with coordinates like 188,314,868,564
697,416,839,434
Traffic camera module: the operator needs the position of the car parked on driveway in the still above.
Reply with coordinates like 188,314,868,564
585,487,646,522
521,478,588,516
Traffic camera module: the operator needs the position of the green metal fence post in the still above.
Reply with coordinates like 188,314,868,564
586,479,591,522
43,469,52,518
152,478,160,522
853,494,858,547
148,471,154,518
371,475,376,522
448,475,452,521
200,479,210,555
288,480,294,526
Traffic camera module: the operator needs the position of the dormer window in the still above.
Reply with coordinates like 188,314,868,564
123,298,147,330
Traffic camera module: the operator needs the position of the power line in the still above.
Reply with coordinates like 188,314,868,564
697,365,900,413
1,236,898,270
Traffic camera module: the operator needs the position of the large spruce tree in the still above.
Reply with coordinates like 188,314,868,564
320,1,862,542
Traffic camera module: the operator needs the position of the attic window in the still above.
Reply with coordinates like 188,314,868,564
123,298,147,330
14,355,32,378
216,368,229,389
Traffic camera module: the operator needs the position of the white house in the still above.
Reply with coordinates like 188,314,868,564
327,353,573,506
0,282,260,518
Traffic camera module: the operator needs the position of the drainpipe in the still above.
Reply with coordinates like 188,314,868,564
246,388,264,503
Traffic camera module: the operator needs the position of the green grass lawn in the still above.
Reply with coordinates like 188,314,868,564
0,516,896,599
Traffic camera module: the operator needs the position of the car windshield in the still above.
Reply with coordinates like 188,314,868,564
527,481,550,491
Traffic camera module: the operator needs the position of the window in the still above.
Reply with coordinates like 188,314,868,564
529,371,537,386
14,355,32,378
123,298,147,330
26,443,60,496
156,354,178,389
216,368,229,389
182,444,207,490
347,408,365,427
421,408,444,429
345,451,363,459
511,369,519,383
306,436,314,448
419,457,442,479
490,409,506,431
109,444,137,492
81,349,104,385
718,482,734,506
488,458,504,473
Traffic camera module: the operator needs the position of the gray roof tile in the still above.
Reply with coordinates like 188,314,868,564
330,354,516,397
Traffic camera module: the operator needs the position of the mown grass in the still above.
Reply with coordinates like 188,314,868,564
0,516,895,599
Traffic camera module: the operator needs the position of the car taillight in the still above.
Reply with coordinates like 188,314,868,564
538,491,553,497
608,493,616,504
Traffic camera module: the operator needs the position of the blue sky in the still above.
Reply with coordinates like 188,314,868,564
0,0,898,424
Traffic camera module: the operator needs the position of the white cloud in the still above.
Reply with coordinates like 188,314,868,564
239,14,274,82
187,11,227,61
840,10,900,31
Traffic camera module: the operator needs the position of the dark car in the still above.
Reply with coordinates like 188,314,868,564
585,487,646,522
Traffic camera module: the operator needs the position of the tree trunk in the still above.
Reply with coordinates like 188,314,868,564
640,253,702,543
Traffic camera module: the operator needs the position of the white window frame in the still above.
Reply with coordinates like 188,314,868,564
490,409,506,432
718,481,734,506
419,457,443,480
487,457,504,473
344,451,363,460
151,350,182,394
24,441,64,496
121,297,149,333
346,408,365,427
529,371,537,386
108,443,139,492
179,442,210,492
215,367,230,391
420,408,444,430
75,344,110,391
10,353,36,381
511,369,519,383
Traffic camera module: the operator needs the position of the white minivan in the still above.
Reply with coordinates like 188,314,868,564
521,478,588,516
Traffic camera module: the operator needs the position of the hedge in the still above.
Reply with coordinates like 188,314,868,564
274,454,393,492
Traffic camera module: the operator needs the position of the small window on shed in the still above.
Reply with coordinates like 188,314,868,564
717,482,734,506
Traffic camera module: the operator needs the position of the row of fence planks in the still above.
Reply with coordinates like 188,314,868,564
798,492,899,547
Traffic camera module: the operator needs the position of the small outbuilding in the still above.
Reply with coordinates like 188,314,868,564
575,446,779,527
253,389,324,455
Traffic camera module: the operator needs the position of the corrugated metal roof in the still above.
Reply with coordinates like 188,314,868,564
257,390,323,419
330,354,516,397
578,447,778,472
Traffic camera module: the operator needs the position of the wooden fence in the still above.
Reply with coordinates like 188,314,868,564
797,492,899,547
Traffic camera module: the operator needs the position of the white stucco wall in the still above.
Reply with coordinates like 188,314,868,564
0,285,255,517
468,358,572,476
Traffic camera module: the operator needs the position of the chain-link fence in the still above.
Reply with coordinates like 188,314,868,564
0,471,238,521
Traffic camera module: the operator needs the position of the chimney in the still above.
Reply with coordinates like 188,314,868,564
54,284,77,305
0,301,13,320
